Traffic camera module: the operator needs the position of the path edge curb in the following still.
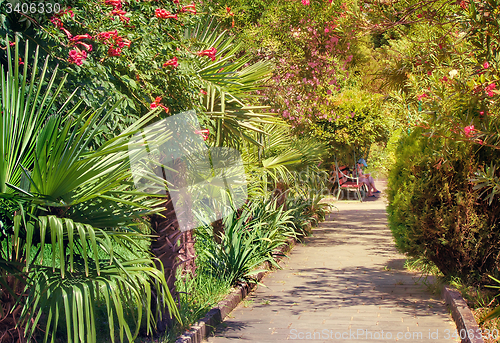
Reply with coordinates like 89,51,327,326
174,236,299,343
441,285,485,343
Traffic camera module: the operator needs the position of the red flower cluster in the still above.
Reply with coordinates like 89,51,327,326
197,47,217,61
163,56,178,68
150,96,169,113
97,30,131,57
105,0,129,22
111,9,130,22
69,49,87,65
50,7,75,39
180,4,196,14
50,7,74,29
155,9,178,19
70,34,93,53
105,0,122,9
108,47,121,57
97,30,118,41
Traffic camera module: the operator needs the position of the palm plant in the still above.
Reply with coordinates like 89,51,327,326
147,18,279,330
243,122,328,202
190,18,278,148
0,38,178,343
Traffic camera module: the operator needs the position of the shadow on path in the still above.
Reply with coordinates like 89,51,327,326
205,189,458,343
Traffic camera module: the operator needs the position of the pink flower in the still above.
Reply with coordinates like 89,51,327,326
115,36,131,48
194,129,210,141
486,83,496,97
76,41,93,52
464,125,475,137
417,93,427,101
68,49,87,65
105,0,122,9
302,0,310,5
197,47,217,61
60,28,73,39
200,89,207,95
441,76,448,82
324,28,330,33
70,34,92,42
111,9,130,22
111,9,126,16
163,56,178,68
97,30,118,41
483,61,490,69
417,14,423,18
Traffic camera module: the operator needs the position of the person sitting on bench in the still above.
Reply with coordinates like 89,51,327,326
356,158,380,197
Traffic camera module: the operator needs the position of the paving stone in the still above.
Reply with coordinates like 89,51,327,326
205,182,459,342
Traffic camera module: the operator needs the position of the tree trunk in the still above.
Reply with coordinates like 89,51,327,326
149,158,197,333
211,218,224,244
150,195,183,332
273,181,288,210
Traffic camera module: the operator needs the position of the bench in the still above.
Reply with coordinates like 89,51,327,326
331,165,365,201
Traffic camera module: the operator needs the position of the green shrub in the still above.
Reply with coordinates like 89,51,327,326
387,128,500,283
195,198,291,285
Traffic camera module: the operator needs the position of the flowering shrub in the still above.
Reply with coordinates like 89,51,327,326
2,0,230,139
357,0,500,282
252,0,355,131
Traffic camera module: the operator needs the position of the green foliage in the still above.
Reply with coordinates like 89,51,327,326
387,128,500,282
160,269,232,343
2,0,275,148
196,198,291,285
309,87,391,157
0,40,178,343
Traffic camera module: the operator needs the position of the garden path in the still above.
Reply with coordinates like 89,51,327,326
204,181,459,342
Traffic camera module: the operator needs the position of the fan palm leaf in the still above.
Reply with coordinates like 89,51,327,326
0,37,178,343
188,18,278,147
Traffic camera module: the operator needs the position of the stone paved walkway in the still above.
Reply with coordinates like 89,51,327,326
205,183,459,342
